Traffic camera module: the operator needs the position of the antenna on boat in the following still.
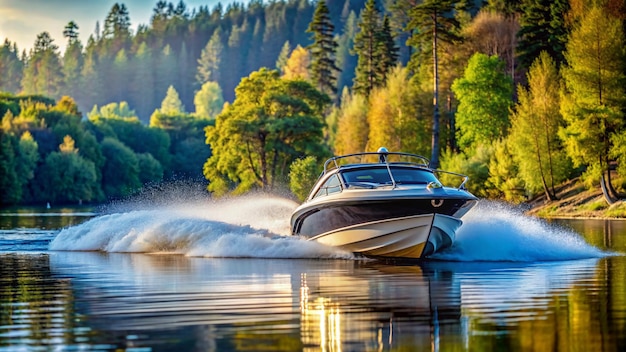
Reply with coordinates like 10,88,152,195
377,147,389,163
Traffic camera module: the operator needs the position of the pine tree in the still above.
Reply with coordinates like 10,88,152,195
103,3,131,39
353,0,382,97
62,39,84,104
196,28,224,85
160,85,185,115
194,81,224,118
276,40,291,74
306,0,340,96
63,21,80,45
376,16,398,80
130,42,155,121
0,39,23,93
79,36,102,114
21,32,64,98
407,0,463,168
517,0,569,70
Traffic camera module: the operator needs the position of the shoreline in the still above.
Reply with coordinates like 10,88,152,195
523,178,626,219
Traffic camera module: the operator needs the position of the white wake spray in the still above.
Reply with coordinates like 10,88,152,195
432,201,610,261
50,193,610,261
49,194,354,259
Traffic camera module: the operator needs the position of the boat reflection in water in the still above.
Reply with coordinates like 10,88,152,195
5,252,601,351
298,262,464,351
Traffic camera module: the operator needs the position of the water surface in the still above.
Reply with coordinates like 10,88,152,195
0,198,624,351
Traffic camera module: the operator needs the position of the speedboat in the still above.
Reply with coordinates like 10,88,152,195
290,148,478,259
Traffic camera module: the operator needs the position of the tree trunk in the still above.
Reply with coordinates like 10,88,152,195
601,173,616,205
430,12,440,169
541,178,557,201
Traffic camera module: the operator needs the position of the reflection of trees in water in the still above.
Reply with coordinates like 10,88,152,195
553,218,626,252
0,208,95,230
0,254,76,347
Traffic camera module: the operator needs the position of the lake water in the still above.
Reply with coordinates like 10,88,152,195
1,196,625,351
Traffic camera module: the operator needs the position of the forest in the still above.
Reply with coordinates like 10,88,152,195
0,0,625,207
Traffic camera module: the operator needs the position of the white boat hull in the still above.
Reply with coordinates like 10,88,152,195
309,213,462,259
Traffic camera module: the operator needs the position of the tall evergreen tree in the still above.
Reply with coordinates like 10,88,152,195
517,0,569,70
63,21,80,45
159,85,185,115
376,16,398,80
62,38,84,104
0,39,23,93
276,40,291,75
79,36,102,113
196,28,224,85
194,81,224,118
407,0,463,168
130,42,155,121
103,3,131,39
353,0,382,97
307,0,340,96
21,32,64,99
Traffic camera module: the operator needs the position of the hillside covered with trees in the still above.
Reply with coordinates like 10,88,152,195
1,0,625,210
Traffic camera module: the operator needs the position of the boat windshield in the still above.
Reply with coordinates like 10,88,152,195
341,166,438,187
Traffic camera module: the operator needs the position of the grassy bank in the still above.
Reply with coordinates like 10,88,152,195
525,178,626,219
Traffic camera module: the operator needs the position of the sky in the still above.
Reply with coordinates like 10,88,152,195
0,0,235,54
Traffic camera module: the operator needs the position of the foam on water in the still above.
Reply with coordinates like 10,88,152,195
49,194,354,259
432,201,610,262
50,194,611,261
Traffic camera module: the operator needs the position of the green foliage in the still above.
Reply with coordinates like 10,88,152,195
194,81,224,118
205,68,330,195
276,41,291,74
0,132,20,205
137,152,164,184
196,28,224,85
439,145,493,198
15,131,39,186
487,139,526,203
21,32,64,99
307,0,340,96
517,0,569,69
335,11,358,94
159,85,185,115
90,101,137,119
171,137,211,179
352,0,383,97
36,136,98,204
0,39,23,93
100,137,140,199
451,53,513,151
289,156,320,202
559,5,625,201
333,89,368,155
366,66,429,156
509,52,571,198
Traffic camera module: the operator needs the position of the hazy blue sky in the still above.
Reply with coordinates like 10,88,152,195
0,0,234,53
